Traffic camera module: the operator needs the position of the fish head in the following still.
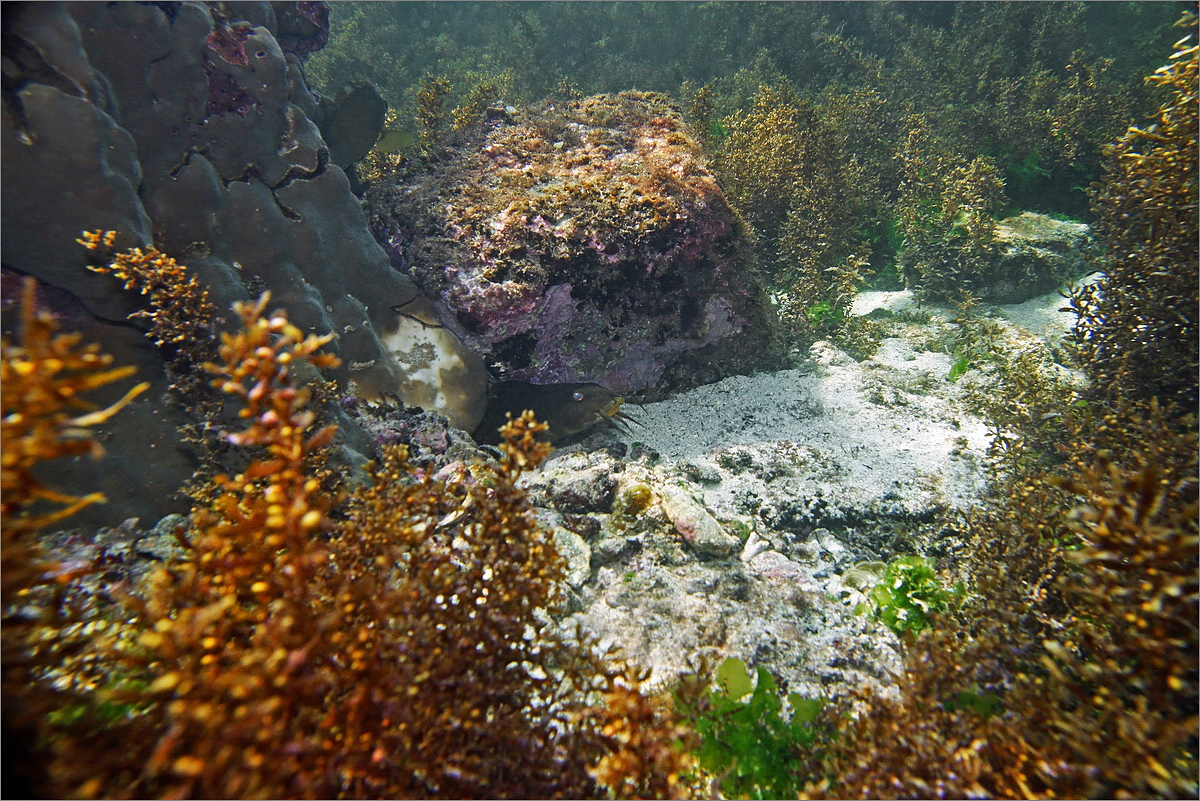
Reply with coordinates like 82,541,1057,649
475,380,642,445
548,383,626,439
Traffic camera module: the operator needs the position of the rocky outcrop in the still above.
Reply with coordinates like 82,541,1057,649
367,92,784,400
984,211,1099,304
1,1,486,527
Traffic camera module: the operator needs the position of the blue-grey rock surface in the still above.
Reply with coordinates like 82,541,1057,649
2,2,485,526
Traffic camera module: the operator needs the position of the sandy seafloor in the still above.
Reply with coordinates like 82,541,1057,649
531,277,1091,697
617,279,1086,512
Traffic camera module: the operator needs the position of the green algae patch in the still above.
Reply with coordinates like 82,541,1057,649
854,555,965,636
680,657,828,801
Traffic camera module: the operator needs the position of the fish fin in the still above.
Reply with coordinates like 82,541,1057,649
613,408,644,429
602,410,635,437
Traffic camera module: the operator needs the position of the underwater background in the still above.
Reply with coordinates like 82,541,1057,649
2,2,1197,799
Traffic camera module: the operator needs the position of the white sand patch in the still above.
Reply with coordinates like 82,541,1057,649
992,271,1102,347
619,339,990,514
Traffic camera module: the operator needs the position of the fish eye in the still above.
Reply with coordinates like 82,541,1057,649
572,391,584,402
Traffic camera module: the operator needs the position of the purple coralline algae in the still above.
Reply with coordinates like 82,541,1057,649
275,1,330,60
205,19,254,66
202,61,254,119
367,91,781,397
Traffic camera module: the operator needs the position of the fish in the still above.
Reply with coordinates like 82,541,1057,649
472,381,642,445
373,128,416,155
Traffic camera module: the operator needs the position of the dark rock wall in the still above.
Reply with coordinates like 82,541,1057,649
1,1,484,527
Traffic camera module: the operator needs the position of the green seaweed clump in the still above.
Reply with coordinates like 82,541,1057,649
854,555,964,637
679,657,827,801
945,354,971,383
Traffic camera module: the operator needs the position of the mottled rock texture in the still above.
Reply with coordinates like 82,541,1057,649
367,91,783,399
1,1,485,527
987,211,1099,304
517,448,907,700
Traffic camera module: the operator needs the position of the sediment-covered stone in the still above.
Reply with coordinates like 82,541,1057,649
984,211,1099,304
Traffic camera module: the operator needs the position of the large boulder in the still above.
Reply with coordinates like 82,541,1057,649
367,92,783,399
984,211,1100,304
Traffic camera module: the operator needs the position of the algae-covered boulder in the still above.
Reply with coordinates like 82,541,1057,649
987,212,1099,304
367,91,782,398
